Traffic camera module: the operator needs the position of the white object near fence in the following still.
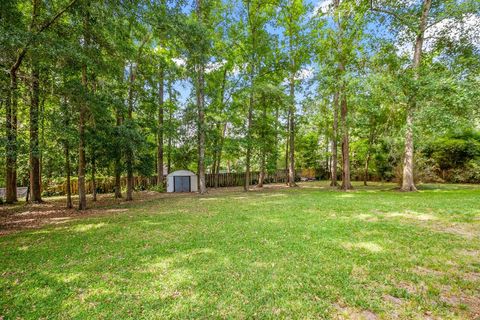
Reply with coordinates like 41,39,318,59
166,170,198,193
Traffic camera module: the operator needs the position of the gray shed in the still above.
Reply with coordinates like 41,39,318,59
166,170,198,193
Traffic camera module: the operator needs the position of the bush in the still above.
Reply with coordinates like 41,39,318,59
149,184,165,193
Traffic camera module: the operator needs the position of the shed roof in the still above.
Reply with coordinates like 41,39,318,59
167,170,196,177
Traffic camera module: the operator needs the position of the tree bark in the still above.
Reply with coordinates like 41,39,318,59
167,75,173,174
215,122,227,188
285,131,289,184
245,84,253,192
126,63,134,201
288,75,296,187
91,153,96,201
78,63,87,210
65,139,72,209
340,91,352,191
364,151,371,186
29,66,42,203
78,10,89,210
257,97,267,188
401,0,431,192
114,111,122,199
196,0,207,194
29,0,42,203
5,70,18,203
157,66,164,187
363,127,375,186
330,92,339,186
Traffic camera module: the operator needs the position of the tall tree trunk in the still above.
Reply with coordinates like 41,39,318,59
285,131,289,184
330,92,339,186
126,63,134,201
196,0,207,194
214,122,227,188
91,153,96,201
257,96,267,188
363,152,371,186
65,141,72,209
340,90,352,191
114,112,122,199
401,0,431,192
363,128,375,186
39,89,45,194
78,11,89,210
245,73,254,192
157,67,164,187
78,62,88,210
5,70,18,203
167,76,173,174
29,66,42,203
29,0,42,203
62,96,72,208
288,76,296,187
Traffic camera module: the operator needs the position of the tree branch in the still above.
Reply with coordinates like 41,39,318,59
369,0,415,31
11,0,79,73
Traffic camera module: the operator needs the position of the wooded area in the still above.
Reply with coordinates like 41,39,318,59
1,0,479,209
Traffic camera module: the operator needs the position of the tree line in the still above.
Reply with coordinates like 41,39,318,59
1,0,479,208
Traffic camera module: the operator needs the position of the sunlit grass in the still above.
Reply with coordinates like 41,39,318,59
1,181,479,319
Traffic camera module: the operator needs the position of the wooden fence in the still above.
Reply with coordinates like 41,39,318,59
43,169,321,196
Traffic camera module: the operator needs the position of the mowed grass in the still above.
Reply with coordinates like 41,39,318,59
1,182,480,319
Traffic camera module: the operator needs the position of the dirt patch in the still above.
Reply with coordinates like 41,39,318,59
413,266,445,277
382,294,403,305
439,286,480,319
333,303,378,320
0,191,168,236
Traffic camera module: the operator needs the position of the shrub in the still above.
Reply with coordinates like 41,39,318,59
149,184,165,193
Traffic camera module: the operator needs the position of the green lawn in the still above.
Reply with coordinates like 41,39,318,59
1,182,479,319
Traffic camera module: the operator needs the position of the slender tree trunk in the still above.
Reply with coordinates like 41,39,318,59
65,139,72,209
364,152,371,186
91,153,96,201
29,0,42,203
197,64,207,194
285,131,289,184
401,0,431,191
245,89,253,192
340,90,352,191
157,67,164,187
5,70,18,203
39,90,45,193
78,62,88,210
215,122,227,188
167,77,173,174
330,92,339,186
288,76,296,187
196,0,207,194
78,12,89,210
257,96,267,188
363,128,375,186
114,112,122,199
126,63,134,201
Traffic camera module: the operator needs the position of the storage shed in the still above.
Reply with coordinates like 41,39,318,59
166,170,198,193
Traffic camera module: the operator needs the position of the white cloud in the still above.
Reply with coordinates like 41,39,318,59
295,67,314,81
311,0,334,17
396,13,480,59
205,60,227,74
172,57,187,67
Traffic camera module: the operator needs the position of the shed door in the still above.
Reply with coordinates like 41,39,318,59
174,176,191,192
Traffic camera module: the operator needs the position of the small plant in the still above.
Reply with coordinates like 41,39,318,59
149,184,165,193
